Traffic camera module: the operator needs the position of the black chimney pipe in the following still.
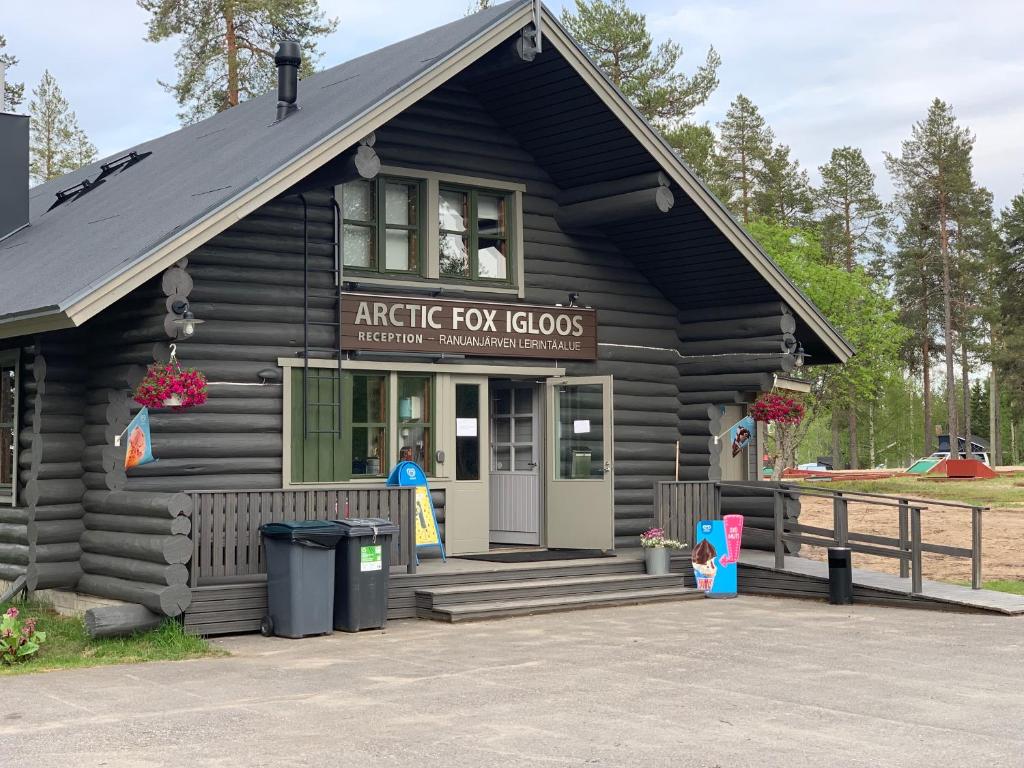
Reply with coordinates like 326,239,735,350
0,113,29,240
275,40,301,121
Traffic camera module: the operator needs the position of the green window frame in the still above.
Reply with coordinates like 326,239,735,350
0,350,18,505
397,375,434,476
290,369,389,483
341,176,425,275
438,185,514,284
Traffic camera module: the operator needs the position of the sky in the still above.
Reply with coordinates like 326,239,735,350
4,1,1024,209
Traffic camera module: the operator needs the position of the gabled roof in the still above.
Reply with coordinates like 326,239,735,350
0,0,852,362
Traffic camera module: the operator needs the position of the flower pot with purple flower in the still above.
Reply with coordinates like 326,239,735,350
639,527,685,575
133,352,208,412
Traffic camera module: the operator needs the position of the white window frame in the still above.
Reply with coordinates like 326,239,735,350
336,166,526,299
0,349,20,506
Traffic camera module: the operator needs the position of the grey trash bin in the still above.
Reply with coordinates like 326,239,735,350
330,518,400,632
260,520,344,638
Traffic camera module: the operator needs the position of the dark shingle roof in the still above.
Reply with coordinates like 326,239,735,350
0,0,529,324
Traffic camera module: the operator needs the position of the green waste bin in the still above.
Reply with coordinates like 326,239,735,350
260,520,344,638
330,518,399,632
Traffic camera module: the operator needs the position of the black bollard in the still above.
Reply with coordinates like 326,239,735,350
827,547,854,605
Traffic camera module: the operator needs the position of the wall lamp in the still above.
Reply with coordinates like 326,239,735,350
170,300,204,338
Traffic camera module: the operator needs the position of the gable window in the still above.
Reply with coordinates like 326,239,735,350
341,176,424,274
439,187,511,282
0,351,19,505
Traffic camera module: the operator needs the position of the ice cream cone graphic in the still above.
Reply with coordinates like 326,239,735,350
691,538,718,591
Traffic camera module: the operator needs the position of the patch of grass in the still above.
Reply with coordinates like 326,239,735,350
954,580,1024,595
799,476,1024,509
0,598,222,676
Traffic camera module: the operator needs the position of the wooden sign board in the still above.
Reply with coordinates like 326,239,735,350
340,293,598,360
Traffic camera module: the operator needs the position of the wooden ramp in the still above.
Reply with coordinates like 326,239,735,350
738,551,1024,615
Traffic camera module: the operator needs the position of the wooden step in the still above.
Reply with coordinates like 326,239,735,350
416,573,686,609
418,586,703,622
391,558,648,589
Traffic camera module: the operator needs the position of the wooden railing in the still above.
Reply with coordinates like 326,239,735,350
655,481,986,593
186,486,418,586
772,484,986,593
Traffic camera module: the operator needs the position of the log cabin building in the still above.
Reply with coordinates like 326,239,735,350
0,0,851,631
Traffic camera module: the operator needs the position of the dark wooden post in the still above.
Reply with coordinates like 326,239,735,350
910,506,923,594
897,499,910,579
832,492,848,547
773,490,784,569
971,507,982,590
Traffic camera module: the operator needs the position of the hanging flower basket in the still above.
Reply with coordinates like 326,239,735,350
133,360,207,411
750,393,805,426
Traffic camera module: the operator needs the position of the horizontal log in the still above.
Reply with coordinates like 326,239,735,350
125,473,282,492
678,373,775,392
30,561,82,590
677,302,791,324
680,335,795,355
29,432,85,462
676,354,795,376
29,519,85,544
0,523,29,545
21,412,84,432
84,604,165,638
84,513,191,536
128,457,281,477
77,574,192,616
20,462,82,481
23,478,85,507
557,171,670,206
81,553,189,586
35,542,82,563
82,491,193,518
614,426,682,443
147,412,281,433
150,433,283,459
677,466,722,481
614,443,680,462
677,390,748,406
84,470,127,491
678,314,796,341
677,452,714,466
80,530,192,565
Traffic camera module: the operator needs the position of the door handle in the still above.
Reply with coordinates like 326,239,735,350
527,462,538,468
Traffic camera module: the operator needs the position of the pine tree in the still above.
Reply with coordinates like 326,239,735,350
28,71,95,183
994,191,1024,435
662,122,718,188
138,0,339,124
754,142,812,226
466,0,491,13
560,0,720,129
715,94,773,223
816,146,888,271
1,34,25,111
886,99,976,449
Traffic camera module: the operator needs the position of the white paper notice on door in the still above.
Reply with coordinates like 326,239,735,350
573,419,591,434
456,418,478,437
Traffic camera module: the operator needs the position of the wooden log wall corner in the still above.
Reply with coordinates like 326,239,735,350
0,337,89,592
72,263,194,617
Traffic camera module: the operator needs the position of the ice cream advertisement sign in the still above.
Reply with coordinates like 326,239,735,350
692,518,743,598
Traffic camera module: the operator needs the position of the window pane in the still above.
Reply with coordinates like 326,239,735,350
352,375,386,423
385,229,418,272
492,388,510,415
455,384,480,481
439,190,467,232
514,418,532,443
477,194,505,237
398,376,431,423
343,224,375,269
398,425,431,474
554,383,604,479
343,180,373,221
493,418,510,444
440,234,470,277
493,445,510,471
351,426,386,477
514,388,533,415
514,449,534,471
385,182,417,226
0,366,12,487
477,240,507,280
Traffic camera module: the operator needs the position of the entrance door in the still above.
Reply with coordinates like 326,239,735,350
444,375,490,555
544,376,614,550
489,381,541,545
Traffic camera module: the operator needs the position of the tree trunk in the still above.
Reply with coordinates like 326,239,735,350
990,367,1001,465
848,384,859,469
939,193,959,448
831,408,842,470
922,336,933,455
868,401,876,468
224,3,239,108
961,335,971,458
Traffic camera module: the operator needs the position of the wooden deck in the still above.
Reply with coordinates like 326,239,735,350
739,551,1024,615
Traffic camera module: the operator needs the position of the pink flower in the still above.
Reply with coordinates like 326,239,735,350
5,606,18,619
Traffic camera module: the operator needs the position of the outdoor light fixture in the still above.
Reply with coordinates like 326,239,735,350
170,301,204,338
794,344,807,368
567,292,580,307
